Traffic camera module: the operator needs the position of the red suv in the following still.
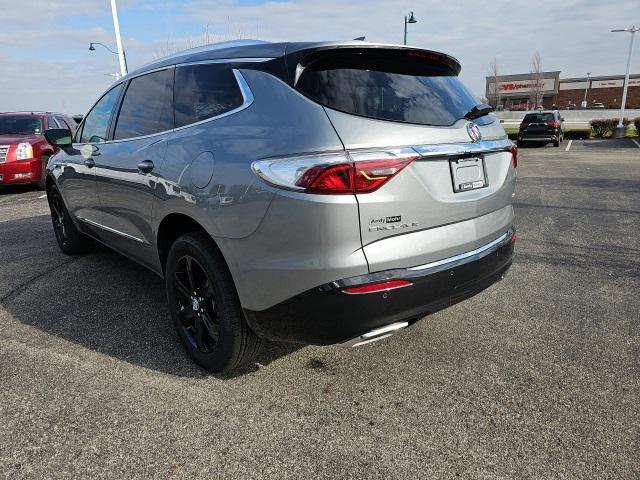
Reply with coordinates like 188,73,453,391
0,112,76,190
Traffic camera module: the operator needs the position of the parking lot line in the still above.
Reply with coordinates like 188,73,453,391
38,194,47,199
632,139,640,149
565,139,572,151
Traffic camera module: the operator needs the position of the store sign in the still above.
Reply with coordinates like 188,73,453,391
592,78,640,88
489,78,556,95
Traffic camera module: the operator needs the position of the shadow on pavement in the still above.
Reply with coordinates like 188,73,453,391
0,215,302,379
0,184,38,196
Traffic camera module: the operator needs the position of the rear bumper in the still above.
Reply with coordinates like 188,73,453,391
245,227,515,344
518,131,560,142
0,158,42,184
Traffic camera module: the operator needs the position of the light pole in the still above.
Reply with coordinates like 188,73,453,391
89,42,128,79
611,25,638,138
110,0,128,77
581,71,591,109
403,11,417,45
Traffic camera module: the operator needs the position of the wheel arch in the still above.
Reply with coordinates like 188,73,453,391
156,213,229,277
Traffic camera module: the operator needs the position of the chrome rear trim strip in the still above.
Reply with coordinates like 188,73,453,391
78,217,146,244
408,231,510,272
413,138,513,158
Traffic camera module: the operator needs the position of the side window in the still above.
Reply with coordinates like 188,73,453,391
81,84,124,143
55,117,70,129
47,116,60,129
113,69,174,140
174,64,244,128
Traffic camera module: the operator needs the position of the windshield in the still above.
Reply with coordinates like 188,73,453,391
0,116,43,135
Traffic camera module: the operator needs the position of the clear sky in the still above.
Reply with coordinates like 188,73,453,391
1,0,638,114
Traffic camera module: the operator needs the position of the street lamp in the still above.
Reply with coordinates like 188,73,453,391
403,11,417,45
110,0,128,78
89,42,128,79
581,71,591,109
611,25,638,138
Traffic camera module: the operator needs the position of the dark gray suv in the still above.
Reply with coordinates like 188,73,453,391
45,40,517,372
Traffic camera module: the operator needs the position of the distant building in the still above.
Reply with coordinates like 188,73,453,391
486,72,640,110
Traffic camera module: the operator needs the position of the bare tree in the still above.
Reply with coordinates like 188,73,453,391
529,52,544,109
487,57,502,109
153,23,251,60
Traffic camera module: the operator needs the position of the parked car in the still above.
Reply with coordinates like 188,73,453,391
0,111,76,189
589,102,605,109
517,110,564,147
45,40,517,372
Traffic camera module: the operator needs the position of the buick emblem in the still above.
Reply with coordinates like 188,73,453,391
466,122,482,143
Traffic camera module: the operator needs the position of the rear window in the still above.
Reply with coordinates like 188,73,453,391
295,51,489,127
174,63,245,128
523,113,554,123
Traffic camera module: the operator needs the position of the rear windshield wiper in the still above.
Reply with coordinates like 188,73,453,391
464,103,493,120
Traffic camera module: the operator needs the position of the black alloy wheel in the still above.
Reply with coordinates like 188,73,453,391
173,255,220,353
49,187,68,247
165,232,261,372
46,185,92,255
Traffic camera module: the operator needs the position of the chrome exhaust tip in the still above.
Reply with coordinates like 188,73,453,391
344,321,409,347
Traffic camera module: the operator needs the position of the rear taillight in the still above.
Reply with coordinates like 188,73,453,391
342,279,412,295
509,145,518,168
520,122,528,129
547,121,560,128
253,149,418,194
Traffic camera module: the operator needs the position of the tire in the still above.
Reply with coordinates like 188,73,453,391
517,140,523,148
165,232,262,373
47,184,93,255
553,139,560,147
35,156,49,190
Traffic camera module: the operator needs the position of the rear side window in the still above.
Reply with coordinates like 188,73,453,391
523,113,554,123
296,51,488,127
114,69,174,140
174,64,244,128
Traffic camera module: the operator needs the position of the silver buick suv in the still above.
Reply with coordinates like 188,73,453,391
44,40,517,372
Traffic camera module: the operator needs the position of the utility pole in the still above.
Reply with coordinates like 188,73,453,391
581,72,591,109
110,0,128,77
611,25,638,138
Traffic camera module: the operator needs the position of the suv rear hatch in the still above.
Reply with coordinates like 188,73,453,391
521,112,556,137
290,45,516,271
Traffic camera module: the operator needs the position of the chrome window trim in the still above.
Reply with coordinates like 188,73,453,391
124,64,176,82
78,217,146,244
99,69,254,145
408,230,511,272
413,138,513,158
176,57,273,67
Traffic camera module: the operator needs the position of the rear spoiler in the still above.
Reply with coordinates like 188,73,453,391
283,43,462,86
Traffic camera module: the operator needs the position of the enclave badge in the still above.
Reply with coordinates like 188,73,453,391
466,122,482,143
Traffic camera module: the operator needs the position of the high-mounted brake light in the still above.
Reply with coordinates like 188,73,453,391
342,279,412,295
252,149,418,195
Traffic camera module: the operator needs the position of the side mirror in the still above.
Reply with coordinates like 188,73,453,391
45,128,72,147
560,117,565,122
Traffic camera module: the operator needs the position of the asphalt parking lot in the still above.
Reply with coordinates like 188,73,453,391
1,140,638,479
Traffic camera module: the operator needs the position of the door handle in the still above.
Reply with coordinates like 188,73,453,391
84,158,95,168
137,160,154,174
